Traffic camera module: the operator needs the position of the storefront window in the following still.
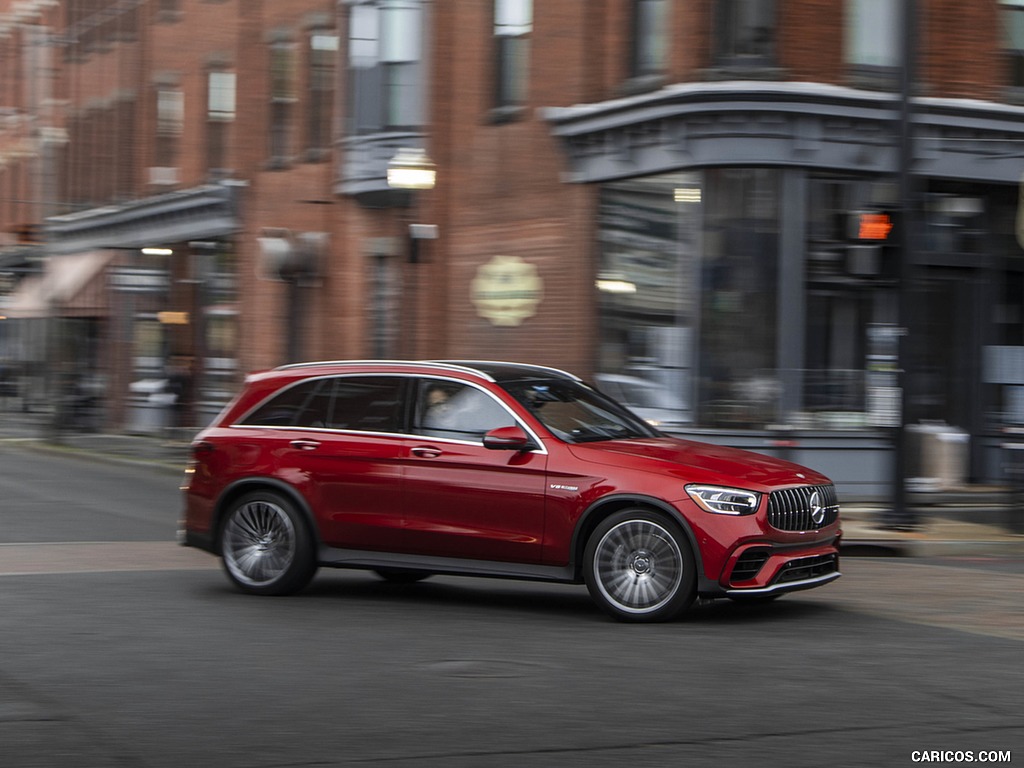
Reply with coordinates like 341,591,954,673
597,169,780,430
700,169,779,427
597,174,698,429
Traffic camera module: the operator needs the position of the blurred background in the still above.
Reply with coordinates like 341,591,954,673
2,0,1024,509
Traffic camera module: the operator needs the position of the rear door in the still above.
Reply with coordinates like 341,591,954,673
236,375,408,548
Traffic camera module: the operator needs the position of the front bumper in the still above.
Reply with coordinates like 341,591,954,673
723,552,841,597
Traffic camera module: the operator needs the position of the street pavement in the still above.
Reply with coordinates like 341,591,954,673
3,405,1024,557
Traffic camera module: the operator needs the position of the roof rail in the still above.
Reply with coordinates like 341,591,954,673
433,360,581,382
273,359,496,381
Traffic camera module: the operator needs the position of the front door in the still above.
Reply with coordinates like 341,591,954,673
398,377,549,563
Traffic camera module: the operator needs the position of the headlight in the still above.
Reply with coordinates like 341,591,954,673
686,485,761,515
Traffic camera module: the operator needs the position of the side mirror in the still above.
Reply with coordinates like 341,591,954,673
483,425,534,452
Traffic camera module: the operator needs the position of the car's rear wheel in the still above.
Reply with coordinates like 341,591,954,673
584,508,696,622
220,490,316,595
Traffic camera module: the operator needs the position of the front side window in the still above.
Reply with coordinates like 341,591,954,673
714,0,776,66
347,1,425,134
494,0,532,109
413,379,517,442
845,0,901,70
1003,0,1024,88
631,0,668,79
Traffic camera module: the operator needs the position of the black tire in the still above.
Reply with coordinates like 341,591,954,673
219,490,317,595
373,569,432,584
583,508,696,622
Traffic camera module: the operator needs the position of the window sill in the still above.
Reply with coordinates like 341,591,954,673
487,105,526,125
617,74,667,98
701,65,787,82
844,65,900,93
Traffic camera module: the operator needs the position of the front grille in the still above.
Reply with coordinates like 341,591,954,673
767,484,840,532
775,554,839,584
730,548,770,583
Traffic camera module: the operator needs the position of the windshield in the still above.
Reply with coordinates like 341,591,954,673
500,378,660,443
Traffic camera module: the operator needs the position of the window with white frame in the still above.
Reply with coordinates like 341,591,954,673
1002,0,1024,88
845,0,901,70
494,0,532,110
347,0,425,134
631,0,668,79
155,87,183,168
269,40,297,164
307,31,338,155
206,71,235,173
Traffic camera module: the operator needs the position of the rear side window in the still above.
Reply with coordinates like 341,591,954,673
238,376,404,433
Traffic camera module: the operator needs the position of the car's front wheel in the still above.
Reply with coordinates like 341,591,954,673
584,508,696,622
219,490,317,595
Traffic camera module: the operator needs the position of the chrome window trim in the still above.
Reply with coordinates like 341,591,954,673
230,371,549,454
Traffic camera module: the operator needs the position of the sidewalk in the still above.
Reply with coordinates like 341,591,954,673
3,406,1024,557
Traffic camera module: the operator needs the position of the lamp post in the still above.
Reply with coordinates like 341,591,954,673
387,148,437,359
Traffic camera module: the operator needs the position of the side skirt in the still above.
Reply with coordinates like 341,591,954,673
317,546,578,584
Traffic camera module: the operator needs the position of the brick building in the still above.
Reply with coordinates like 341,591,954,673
3,1,1024,498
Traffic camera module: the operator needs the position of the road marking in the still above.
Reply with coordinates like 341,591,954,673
0,541,217,576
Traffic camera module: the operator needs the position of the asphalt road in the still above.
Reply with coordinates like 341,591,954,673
1,445,1021,768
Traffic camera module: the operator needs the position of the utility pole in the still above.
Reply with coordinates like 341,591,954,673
889,0,918,529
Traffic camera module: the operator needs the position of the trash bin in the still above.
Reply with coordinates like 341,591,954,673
127,379,173,435
906,422,969,492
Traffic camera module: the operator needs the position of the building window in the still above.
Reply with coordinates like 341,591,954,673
155,88,183,169
307,31,338,157
845,0,901,86
1003,0,1024,89
494,0,532,111
714,0,776,67
207,71,236,174
347,1,425,135
269,40,297,165
631,0,668,79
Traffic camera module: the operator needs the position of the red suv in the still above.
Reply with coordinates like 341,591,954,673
181,361,841,622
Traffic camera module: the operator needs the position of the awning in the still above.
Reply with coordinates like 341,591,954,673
2,250,114,319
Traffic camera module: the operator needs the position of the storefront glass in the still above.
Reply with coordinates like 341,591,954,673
596,168,780,430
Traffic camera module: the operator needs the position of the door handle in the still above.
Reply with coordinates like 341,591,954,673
290,439,321,451
411,446,442,459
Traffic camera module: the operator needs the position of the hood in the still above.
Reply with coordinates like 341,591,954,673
567,436,831,491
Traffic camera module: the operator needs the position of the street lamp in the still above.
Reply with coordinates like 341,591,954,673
387,147,438,359
387,147,436,191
